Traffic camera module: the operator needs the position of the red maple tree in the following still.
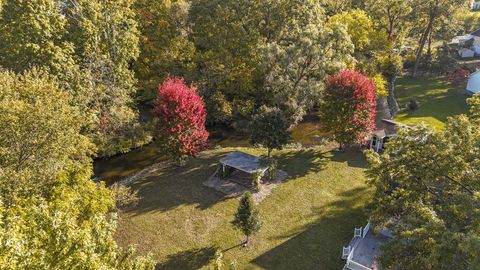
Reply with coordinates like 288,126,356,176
320,69,377,149
154,77,209,162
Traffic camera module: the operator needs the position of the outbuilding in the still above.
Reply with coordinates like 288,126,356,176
467,70,480,95
369,119,406,153
459,48,475,58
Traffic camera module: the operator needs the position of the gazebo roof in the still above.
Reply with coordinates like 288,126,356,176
220,151,268,174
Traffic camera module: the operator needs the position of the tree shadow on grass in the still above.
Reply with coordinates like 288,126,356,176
394,78,468,125
128,150,232,215
155,247,217,270
251,186,370,270
329,150,368,169
276,149,329,179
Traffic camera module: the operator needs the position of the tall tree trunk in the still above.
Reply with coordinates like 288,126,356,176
387,75,399,118
412,19,434,78
426,29,433,61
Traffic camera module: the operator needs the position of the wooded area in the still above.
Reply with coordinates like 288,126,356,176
1,0,480,269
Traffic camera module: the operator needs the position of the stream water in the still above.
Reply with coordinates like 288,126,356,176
93,113,326,185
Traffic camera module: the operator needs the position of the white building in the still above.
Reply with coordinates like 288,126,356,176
459,48,475,58
369,119,405,153
473,0,480,10
467,70,480,95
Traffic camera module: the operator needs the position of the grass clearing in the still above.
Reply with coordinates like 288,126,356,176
394,77,469,130
115,147,370,270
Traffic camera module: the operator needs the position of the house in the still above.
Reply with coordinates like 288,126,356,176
369,119,405,153
452,34,474,45
473,0,480,10
473,44,480,56
459,48,475,58
467,70,480,95
341,222,393,270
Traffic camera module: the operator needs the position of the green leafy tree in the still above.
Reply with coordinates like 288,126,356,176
232,192,262,245
189,0,354,127
410,0,470,77
0,0,76,75
61,0,150,157
0,173,154,270
364,0,412,118
0,0,149,157
250,107,290,157
0,70,154,269
329,9,382,53
327,9,390,76
189,0,262,126
378,53,403,117
364,0,413,44
134,0,195,101
366,116,480,270
260,0,354,124
0,69,93,204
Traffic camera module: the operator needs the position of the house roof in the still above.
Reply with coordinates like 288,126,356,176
373,119,405,138
460,48,474,53
219,151,268,174
467,70,480,94
373,129,387,139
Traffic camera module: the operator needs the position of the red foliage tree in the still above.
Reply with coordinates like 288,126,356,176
320,69,377,149
154,77,209,162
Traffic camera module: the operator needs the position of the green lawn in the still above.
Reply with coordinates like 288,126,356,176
394,77,469,130
115,147,370,270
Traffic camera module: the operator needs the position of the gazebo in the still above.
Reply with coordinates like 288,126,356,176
218,151,269,188
219,151,268,176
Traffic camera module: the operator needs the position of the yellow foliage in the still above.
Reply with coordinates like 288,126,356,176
372,73,388,97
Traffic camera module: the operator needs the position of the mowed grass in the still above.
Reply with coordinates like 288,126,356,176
115,147,370,270
394,77,469,129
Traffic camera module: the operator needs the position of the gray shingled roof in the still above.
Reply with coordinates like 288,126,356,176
347,229,393,270
220,151,268,174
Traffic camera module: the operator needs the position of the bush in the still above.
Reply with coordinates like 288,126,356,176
407,99,419,111
449,68,470,86
260,157,278,181
251,171,262,192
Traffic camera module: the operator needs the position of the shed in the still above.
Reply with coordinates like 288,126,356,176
459,48,475,58
369,119,405,153
467,70,480,95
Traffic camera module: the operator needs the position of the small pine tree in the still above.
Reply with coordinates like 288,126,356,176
232,192,261,245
